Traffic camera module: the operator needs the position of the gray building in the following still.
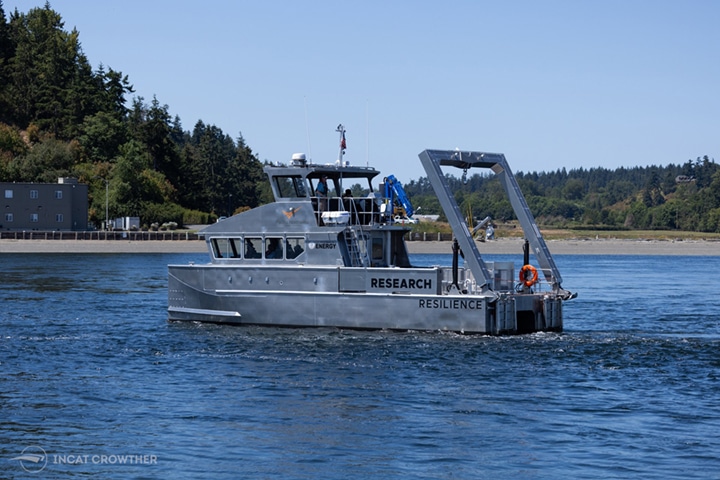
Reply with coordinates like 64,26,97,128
1,178,89,231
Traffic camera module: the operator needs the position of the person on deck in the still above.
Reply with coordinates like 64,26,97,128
245,238,259,258
342,188,355,217
316,176,329,212
265,238,281,259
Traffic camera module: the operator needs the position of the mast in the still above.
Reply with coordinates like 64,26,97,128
336,124,346,163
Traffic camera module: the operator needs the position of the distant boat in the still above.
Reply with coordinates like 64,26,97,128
168,126,574,334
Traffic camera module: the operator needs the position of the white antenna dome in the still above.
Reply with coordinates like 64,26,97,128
291,153,307,166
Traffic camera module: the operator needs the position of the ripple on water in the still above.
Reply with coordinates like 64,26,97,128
1,253,719,479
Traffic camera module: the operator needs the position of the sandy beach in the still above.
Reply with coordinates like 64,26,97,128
2,237,720,255
0,239,208,254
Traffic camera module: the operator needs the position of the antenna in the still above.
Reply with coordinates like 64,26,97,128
304,96,312,162
365,100,369,167
336,123,346,164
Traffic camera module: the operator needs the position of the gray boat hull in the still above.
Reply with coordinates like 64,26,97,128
168,264,563,334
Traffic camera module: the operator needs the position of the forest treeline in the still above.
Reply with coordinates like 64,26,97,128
404,155,720,231
1,3,718,231
0,3,267,228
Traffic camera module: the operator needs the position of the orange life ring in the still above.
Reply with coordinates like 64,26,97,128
519,264,538,287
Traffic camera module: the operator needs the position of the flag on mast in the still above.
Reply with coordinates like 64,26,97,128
340,131,347,152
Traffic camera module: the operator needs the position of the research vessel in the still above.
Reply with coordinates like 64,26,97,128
168,126,574,334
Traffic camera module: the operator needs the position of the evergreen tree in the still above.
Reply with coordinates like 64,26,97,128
0,1,14,123
99,65,133,120
6,4,96,137
78,111,128,163
227,133,264,211
112,140,152,217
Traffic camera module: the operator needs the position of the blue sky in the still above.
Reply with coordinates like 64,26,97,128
4,0,718,182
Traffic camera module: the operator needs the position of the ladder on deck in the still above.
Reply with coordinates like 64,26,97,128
343,227,369,267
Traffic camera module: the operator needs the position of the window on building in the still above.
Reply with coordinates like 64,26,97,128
30,213,38,222
4,189,13,198
5,213,13,222
30,190,38,199
56,213,63,222
55,190,63,199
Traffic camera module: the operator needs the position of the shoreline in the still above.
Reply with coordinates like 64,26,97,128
1,237,720,255
0,239,208,254
410,238,720,256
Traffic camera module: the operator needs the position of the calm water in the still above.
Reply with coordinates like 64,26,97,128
1,252,719,479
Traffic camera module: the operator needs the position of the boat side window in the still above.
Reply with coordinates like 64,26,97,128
371,237,385,266
264,237,284,260
285,237,305,259
212,238,238,258
230,238,244,258
275,176,308,198
244,237,262,259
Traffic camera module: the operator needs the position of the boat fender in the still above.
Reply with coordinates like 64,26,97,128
519,264,538,287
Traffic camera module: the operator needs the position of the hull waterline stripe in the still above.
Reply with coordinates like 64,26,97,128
168,306,241,317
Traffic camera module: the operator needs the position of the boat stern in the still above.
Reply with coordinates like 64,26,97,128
490,293,563,335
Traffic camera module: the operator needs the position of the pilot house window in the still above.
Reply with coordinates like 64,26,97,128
244,237,262,259
264,237,283,259
285,237,305,259
274,176,308,198
210,236,305,260
212,238,239,258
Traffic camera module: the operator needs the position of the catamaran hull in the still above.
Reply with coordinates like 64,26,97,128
168,265,563,335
